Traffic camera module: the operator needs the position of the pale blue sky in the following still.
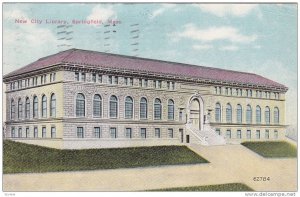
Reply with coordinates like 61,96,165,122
2,3,297,125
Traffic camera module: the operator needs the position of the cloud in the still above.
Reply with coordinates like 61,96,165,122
150,4,177,19
172,24,257,43
87,5,117,22
3,9,60,74
219,45,239,51
192,44,213,50
194,4,258,17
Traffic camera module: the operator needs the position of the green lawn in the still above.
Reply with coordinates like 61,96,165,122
241,141,297,158
3,140,208,174
149,183,254,191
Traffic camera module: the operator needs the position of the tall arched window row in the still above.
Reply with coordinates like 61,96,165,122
168,99,174,120
140,97,147,119
50,94,56,117
154,98,162,120
256,106,261,124
226,103,232,123
246,105,252,124
236,104,242,123
215,103,221,122
18,98,23,119
274,107,279,124
110,95,118,118
125,96,133,119
265,106,270,125
10,99,15,120
33,96,38,118
93,94,102,117
42,95,47,118
76,93,85,117
25,97,30,119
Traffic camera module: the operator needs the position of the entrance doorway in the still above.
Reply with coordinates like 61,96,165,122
190,98,201,130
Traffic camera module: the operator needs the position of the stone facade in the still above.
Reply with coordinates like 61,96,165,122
3,51,288,149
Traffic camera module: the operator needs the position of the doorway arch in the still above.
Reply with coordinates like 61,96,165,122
187,94,205,131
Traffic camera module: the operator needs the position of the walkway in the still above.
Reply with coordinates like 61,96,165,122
3,144,297,191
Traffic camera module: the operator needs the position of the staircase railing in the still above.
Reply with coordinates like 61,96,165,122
186,123,208,145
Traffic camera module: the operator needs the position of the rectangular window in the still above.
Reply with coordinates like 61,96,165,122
144,79,148,87
34,127,38,138
155,80,162,89
155,128,161,138
225,87,228,95
141,128,146,139
265,130,269,139
18,128,22,138
81,73,86,82
51,127,56,138
168,129,174,138
237,130,242,139
125,128,132,138
11,127,15,138
226,130,231,139
215,128,221,135
114,76,118,84
42,127,46,138
274,130,278,139
179,110,183,121
25,127,29,138
98,74,102,83
50,74,53,82
109,76,113,84
75,72,79,81
53,73,56,81
94,127,101,138
247,130,251,139
256,130,260,139
92,73,96,82
77,127,84,138
110,127,117,138
215,87,218,94
44,75,46,83
139,79,142,87
41,76,43,84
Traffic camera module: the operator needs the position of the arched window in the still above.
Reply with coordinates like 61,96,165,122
246,105,252,124
215,103,221,122
125,96,133,119
226,103,232,123
10,99,15,120
140,97,147,119
76,93,85,117
42,95,47,118
168,99,174,120
265,106,270,125
256,106,261,124
18,98,22,119
25,97,30,119
154,98,162,120
274,107,279,124
109,95,118,118
236,104,242,123
93,94,102,117
50,94,56,117
33,96,38,118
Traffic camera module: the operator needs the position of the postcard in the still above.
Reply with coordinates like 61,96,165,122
2,2,297,195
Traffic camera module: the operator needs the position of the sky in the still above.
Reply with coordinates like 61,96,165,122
2,3,298,126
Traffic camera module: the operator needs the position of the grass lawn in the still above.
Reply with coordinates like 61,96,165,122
4,140,208,174
241,141,297,158
149,183,254,191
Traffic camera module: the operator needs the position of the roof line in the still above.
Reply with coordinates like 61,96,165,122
73,48,259,77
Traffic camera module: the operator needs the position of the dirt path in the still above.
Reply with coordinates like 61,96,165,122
3,144,297,191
